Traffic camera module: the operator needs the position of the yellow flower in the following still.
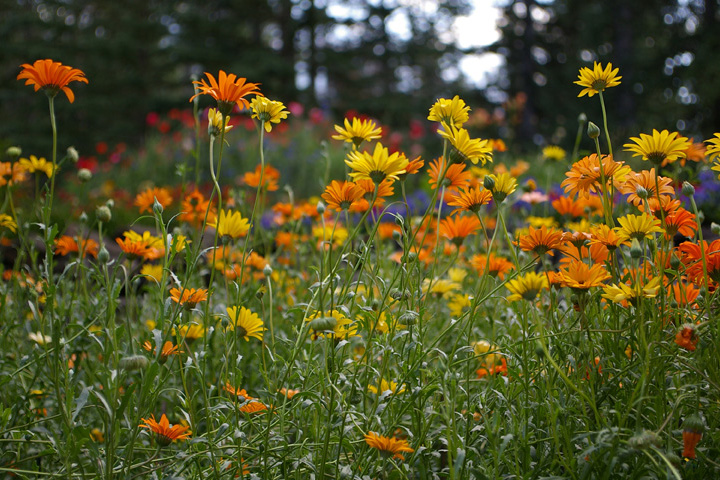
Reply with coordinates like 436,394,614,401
485,172,517,202
422,278,460,298
448,268,467,283
472,340,502,366
439,124,493,165
0,214,17,233
226,306,266,341
175,323,206,341
624,129,691,166
448,293,472,317
90,428,104,443
506,272,549,301
601,277,661,304
368,379,405,395
332,117,382,148
345,142,408,183
18,155,55,178
29,331,52,345
306,309,359,340
615,213,663,242
574,62,622,97
140,264,164,283
207,107,233,136
705,133,720,161
250,96,290,132
542,145,566,161
209,209,250,239
428,95,470,128
312,223,349,247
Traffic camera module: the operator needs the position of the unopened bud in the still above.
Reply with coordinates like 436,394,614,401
119,355,149,371
6,146,21,158
670,253,681,270
152,198,164,216
79,211,89,224
712,223,720,236
578,113,588,124
105,199,115,209
96,205,112,223
483,175,496,191
635,186,648,200
630,238,643,259
682,181,695,197
78,168,92,183
407,252,417,262
263,264,273,276
66,146,79,163
392,230,402,242
316,201,326,215
98,246,110,264
587,122,601,139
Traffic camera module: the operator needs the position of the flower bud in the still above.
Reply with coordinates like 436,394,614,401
152,198,164,216
263,264,273,276
316,201,326,215
79,211,89,224
635,186,648,200
629,430,661,450
309,316,337,332
483,175,495,191
6,146,21,158
681,181,695,197
392,230,402,242
407,252,417,262
67,146,79,163
630,239,643,259
119,354,149,371
98,246,110,264
670,253,681,270
96,205,112,223
712,223,720,236
577,113,588,124
78,168,92,183
105,199,115,209
587,122,601,139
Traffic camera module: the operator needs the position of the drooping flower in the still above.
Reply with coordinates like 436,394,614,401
18,155,54,178
139,414,191,446
439,124,493,165
207,107,233,136
142,340,183,363
428,95,470,128
170,287,208,310
574,62,621,97
17,59,88,103
190,70,261,115
223,383,268,413
364,432,414,461
134,187,173,214
332,117,382,148
681,414,704,459
250,96,290,132
675,324,699,351
345,142,408,183
506,272,549,301
0,214,18,233
225,306,266,341
209,209,250,239
624,129,691,166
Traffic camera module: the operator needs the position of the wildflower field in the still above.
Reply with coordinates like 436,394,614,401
1,58,719,479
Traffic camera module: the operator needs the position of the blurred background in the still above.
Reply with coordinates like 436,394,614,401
2,0,719,155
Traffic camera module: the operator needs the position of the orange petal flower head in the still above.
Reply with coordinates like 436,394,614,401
17,59,88,103
190,70,262,116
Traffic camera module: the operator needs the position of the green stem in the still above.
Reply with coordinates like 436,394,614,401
598,91,613,158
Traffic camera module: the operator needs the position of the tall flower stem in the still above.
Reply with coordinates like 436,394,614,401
689,194,709,296
598,91,613,158
592,137,614,228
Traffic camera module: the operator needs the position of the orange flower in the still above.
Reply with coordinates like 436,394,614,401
557,260,610,290
678,239,720,285
588,224,627,251
439,215,481,246
243,164,280,191
664,208,697,239
669,281,700,308
476,356,508,379
447,187,493,214
470,253,514,279
170,287,208,309
675,324,699,351
618,169,674,207
364,432,414,461
54,235,99,258
561,154,630,199
680,141,706,166
552,195,593,218
180,190,214,228
17,59,88,103
279,388,299,399
515,225,565,257
428,157,471,191
0,162,28,187
190,70,261,115
142,340,183,363
139,414,191,446
399,156,425,179
321,180,365,211
134,187,173,214
116,236,161,261
682,415,704,459
224,383,268,413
